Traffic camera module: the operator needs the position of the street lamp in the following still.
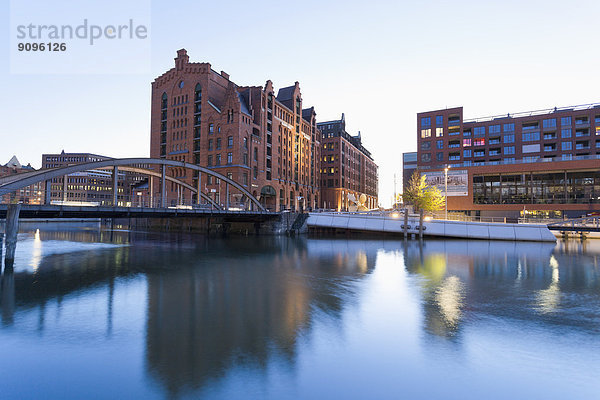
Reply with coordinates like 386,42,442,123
444,166,450,220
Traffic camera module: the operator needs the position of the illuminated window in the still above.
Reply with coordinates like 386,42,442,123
463,138,472,147
421,128,431,138
436,127,444,137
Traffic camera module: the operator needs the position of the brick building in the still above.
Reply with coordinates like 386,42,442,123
317,114,378,210
407,102,600,219
150,49,321,211
42,151,145,206
0,156,43,204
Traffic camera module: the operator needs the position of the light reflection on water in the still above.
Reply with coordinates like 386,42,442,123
1,228,600,399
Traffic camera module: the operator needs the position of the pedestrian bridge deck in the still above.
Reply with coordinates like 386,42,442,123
307,212,557,242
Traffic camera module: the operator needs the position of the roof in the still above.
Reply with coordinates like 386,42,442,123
4,155,21,168
237,92,252,117
276,86,295,102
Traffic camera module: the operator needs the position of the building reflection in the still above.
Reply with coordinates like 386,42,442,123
0,231,376,397
403,240,600,340
144,237,377,398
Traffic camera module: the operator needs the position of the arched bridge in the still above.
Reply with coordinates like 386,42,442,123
0,158,268,213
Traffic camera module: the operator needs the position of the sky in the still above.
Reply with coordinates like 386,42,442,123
2,0,600,206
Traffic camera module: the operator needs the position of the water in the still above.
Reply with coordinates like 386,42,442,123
1,227,599,399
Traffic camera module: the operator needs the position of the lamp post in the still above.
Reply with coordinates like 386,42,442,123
444,166,450,220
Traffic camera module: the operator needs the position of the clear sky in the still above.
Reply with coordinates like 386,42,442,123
2,0,600,206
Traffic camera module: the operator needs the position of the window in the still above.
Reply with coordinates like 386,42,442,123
561,128,572,138
489,137,501,145
242,172,248,185
448,116,460,126
421,128,431,138
436,140,444,149
208,139,213,151
227,152,233,164
576,129,589,137
474,127,485,137
421,153,431,162
544,144,556,152
421,117,431,127
522,144,540,153
543,132,556,140
522,132,540,141
207,155,213,166
421,141,431,150
448,128,460,136
503,134,515,143
562,154,573,160
216,154,221,166
463,129,472,137
436,115,443,126
253,166,258,179
522,122,539,131
436,127,444,137
436,152,444,161
474,150,485,157
474,138,485,146
575,116,589,125
561,142,572,151
243,153,248,165
561,116,571,126
449,140,460,148
503,123,515,132
463,138,472,147
523,156,539,163
216,138,222,149
596,127,600,136
449,153,460,161
504,146,515,155
489,125,501,134
463,149,472,158
254,147,258,161
209,123,214,134
243,137,248,149
543,118,556,129
489,148,501,156
227,136,233,148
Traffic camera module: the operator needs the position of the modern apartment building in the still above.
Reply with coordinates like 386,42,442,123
0,156,43,204
150,49,321,211
317,114,378,210
42,151,145,206
409,102,600,219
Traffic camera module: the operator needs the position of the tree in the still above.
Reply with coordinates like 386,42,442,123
402,171,445,212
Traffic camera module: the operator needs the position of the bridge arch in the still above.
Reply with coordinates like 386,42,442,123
0,158,265,211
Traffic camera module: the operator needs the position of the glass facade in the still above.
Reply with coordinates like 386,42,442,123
473,171,600,204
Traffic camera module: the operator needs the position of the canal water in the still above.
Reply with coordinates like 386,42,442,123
1,227,599,399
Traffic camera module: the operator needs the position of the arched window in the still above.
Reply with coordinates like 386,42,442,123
161,92,168,109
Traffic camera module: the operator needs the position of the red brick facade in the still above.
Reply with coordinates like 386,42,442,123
317,115,378,210
410,103,600,219
150,49,321,211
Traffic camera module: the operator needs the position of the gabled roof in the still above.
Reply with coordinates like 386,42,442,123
276,86,295,102
4,155,21,168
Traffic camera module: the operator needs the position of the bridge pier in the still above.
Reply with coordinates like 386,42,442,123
4,204,21,267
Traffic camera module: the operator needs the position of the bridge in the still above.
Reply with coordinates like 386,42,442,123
547,216,600,234
0,158,299,266
0,157,269,212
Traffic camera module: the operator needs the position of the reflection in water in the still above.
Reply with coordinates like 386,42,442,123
31,229,42,273
145,238,376,398
536,255,560,314
403,240,600,339
1,230,600,399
